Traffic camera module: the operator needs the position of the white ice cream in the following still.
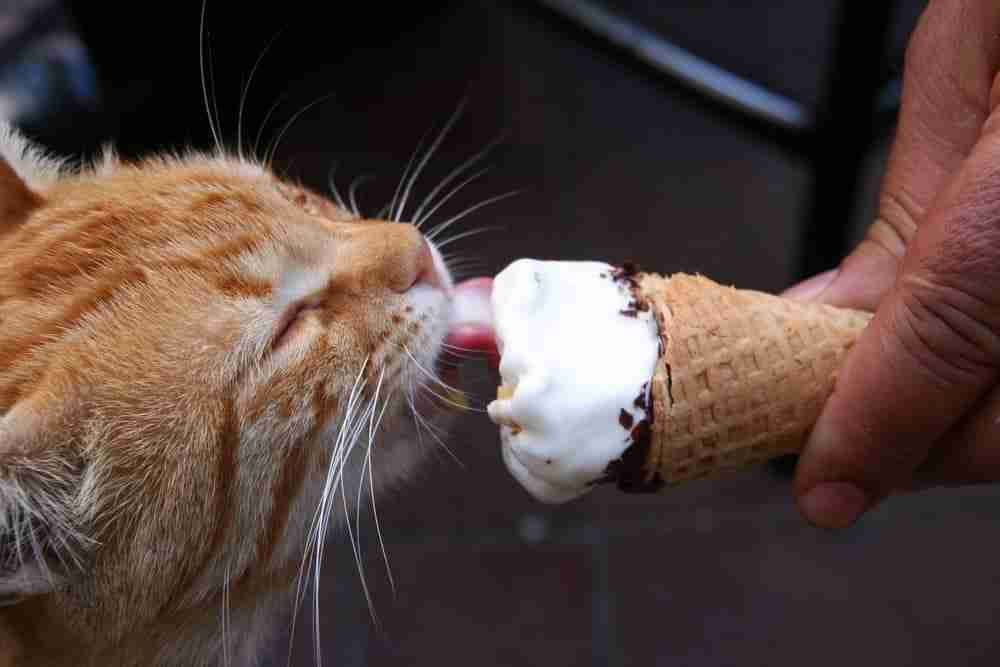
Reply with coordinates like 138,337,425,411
487,259,660,503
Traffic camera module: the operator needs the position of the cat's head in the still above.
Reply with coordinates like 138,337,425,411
0,124,492,653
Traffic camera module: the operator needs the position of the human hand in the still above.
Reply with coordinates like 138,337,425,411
783,0,1000,529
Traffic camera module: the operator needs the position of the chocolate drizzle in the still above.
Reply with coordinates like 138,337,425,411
610,263,640,290
591,382,664,493
634,382,648,409
590,263,665,492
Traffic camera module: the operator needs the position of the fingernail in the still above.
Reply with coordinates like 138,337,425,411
782,269,838,302
799,482,869,529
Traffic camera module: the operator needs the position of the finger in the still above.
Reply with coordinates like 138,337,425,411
794,115,1000,529
786,1,1000,311
912,382,1000,486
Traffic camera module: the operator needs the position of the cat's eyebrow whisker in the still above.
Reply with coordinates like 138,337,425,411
433,226,505,250
199,0,223,154
425,191,521,243
348,174,375,218
326,163,348,211
264,92,337,166
412,131,507,226
236,27,286,162
393,98,468,224
254,88,295,163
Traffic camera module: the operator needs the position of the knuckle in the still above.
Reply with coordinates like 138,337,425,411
890,274,1000,388
864,213,914,259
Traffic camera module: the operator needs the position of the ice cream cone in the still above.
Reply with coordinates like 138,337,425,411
615,272,872,491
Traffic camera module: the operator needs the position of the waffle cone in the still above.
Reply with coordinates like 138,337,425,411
616,272,872,491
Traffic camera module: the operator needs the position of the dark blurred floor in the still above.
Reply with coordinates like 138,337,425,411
31,1,1000,665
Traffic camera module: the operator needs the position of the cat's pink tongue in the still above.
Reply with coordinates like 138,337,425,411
447,277,498,367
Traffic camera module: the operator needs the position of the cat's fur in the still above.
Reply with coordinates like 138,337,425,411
0,124,458,665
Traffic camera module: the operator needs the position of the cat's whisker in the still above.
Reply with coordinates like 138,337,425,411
410,405,465,469
445,259,490,277
199,0,223,154
360,372,396,596
353,369,386,580
326,163,348,211
418,384,485,413
406,395,425,451
393,98,467,224
387,127,433,224
313,399,372,666
440,341,492,355
236,27,285,162
220,563,231,667
348,174,375,217
415,167,490,229
443,252,488,269
446,263,489,277
438,348,481,364
405,372,464,468
412,132,507,226
434,353,467,367
319,384,383,639
401,344,473,400
289,358,370,664
433,226,505,250
264,92,338,166
425,191,520,242
344,368,396,612
451,270,489,283
368,457,396,595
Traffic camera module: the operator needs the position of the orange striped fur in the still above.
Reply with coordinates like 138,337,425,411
0,124,458,665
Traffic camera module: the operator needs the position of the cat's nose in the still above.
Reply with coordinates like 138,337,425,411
342,222,444,292
410,238,443,290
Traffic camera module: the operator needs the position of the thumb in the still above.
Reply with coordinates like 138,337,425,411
794,124,1000,529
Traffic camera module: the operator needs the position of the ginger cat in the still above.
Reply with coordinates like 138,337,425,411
0,124,493,665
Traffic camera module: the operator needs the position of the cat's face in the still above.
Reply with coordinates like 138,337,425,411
0,126,485,656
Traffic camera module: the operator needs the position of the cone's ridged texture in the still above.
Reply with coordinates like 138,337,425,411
623,273,872,490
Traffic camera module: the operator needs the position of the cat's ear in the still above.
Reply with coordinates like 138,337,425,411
0,397,83,604
0,123,64,231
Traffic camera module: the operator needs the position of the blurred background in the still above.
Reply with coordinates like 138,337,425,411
7,1,1000,665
